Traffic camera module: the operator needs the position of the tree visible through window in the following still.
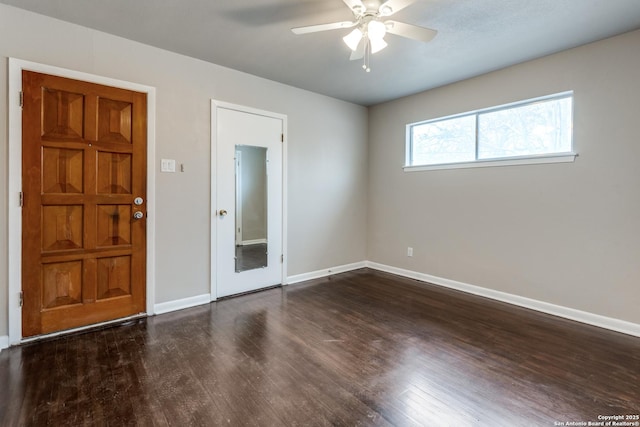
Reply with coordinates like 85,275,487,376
408,93,573,168
411,115,475,166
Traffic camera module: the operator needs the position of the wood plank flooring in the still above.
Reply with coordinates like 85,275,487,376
1,268,639,426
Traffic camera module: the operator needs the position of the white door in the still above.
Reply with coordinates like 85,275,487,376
215,105,284,298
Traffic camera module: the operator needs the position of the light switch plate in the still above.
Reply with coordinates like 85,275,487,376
161,158,176,173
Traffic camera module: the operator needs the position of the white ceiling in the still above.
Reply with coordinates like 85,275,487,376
3,0,640,105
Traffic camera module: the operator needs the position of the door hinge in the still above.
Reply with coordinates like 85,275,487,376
19,91,23,108
281,254,284,263
19,291,24,307
281,133,284,142
19,192,24,207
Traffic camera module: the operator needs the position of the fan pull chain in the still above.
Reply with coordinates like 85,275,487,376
362,38,371,72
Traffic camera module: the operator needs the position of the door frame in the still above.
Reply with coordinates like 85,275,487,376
210,100,288,300
8,58,157,345
235,150,243,246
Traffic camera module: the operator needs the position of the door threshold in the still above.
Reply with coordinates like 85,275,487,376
18,313,148,346
217,284,282,301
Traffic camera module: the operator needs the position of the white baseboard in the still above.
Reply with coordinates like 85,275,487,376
154,293,211,315
287,261,367,285
366,261,640,338
4,262,637,350
241,239,267,246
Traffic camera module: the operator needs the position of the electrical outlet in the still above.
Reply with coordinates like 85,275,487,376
407,247,413,257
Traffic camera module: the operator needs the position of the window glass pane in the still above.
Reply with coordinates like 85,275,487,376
478,97,572,159
411,115,476,165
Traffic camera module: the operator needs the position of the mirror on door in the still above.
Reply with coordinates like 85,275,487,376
235,145,268,272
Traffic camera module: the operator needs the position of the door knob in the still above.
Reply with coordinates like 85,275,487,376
219,209,228,217
133,211,144,220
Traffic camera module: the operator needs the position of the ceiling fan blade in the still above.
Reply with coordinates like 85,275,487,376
291,21,356,35
378,0,415,16
342,0,366,14
385,20,437,42
349,38,366,60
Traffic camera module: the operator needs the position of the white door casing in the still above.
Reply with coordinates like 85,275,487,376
235,150,243,246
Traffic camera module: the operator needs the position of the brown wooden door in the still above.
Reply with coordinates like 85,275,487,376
21,71,147,337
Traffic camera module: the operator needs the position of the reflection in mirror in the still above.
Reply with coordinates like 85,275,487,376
235,145,268,272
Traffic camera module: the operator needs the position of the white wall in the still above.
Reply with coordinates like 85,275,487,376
368,29,640,325
0,4,369,337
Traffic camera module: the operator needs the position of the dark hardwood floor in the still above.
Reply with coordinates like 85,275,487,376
1,269,639,426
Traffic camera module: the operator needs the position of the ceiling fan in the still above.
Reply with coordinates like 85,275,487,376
291,0,437,72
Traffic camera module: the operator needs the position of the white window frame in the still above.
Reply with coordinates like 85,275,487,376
404,91,577,172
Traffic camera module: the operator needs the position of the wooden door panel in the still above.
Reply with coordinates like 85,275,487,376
97,256,132,300
97,98,132,144
42,261,83,309
41,88,85,140
39,296,140,335
22,70,147,337
96,205,132,247
97,152,132,194
42,147,84,193
41,205,84,251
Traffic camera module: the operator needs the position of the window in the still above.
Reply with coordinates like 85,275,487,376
406,92,575,171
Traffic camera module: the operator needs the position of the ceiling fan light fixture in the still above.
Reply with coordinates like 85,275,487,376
367,20,387,40
369,36,388,54
290,0,438,72
343,28,363,51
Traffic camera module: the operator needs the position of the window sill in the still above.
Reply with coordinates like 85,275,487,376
403,153,578,172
